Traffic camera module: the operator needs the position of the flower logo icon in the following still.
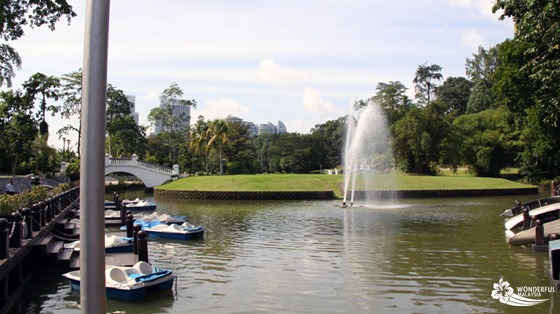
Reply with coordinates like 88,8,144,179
492,278,514,304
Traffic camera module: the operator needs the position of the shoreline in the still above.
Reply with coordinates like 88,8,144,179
154,186,539,200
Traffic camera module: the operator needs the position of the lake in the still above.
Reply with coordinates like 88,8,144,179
11,191,560,313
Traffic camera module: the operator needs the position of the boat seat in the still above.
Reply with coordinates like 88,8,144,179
133,261,153,275
106,267,128,284
164,224,182,233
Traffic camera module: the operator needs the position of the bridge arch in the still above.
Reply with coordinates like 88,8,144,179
104,154,179,188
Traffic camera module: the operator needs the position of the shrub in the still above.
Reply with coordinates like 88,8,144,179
0,186,49,216
65,159,80,181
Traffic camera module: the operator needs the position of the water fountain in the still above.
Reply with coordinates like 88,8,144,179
342,100,393,207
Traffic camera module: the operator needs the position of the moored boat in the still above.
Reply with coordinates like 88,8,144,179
507,219,560,245
501,195,560,217
504,202,560,230
144,222,205,240
123,200,157,211
64,235,134,253
62,261,176,302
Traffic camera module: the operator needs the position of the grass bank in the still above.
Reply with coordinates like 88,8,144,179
157,174,534,199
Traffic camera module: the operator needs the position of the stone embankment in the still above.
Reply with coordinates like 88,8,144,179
156,187,538,200
155,189,335,200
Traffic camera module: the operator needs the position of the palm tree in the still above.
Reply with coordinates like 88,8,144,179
206,119,231,175
191,120,210,173
413,63,443,106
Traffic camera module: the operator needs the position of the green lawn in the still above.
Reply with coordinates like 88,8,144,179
158,173,534,199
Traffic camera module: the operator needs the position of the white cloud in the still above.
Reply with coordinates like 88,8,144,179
461,30,486,50
255,60,311,86
192,99,250,121
287,118,312,134
448,0,498,20
303,88,344,119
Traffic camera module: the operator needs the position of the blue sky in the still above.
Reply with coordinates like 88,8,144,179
9,0,513,150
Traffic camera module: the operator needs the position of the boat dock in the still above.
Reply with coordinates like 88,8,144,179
0,187,148,314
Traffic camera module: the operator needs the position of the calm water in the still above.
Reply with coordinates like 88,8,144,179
11,191,560,313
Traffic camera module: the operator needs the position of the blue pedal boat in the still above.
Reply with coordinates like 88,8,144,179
123,201,157,211
63,261,176,302
144,222,205,240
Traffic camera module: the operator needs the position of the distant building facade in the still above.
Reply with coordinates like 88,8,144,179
227,116,287,136
125,95,140,124
154,99,191,134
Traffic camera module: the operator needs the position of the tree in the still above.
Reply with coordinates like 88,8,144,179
453,108,515,177
148,82,196,163
222,119,257,175
371,81,412,125
0,1,76,87
207,119,232,176
105,85,146,157
413,63,443,106
191,116,211,173
310,116,346,169
465,46,498,113
58,69,82,155
22,72,61,137
492,1,560,181
0,90,37,175
435,77,473,115
493,1,560,126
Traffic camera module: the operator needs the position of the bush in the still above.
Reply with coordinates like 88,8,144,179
0,186,49,216
0,183,76,216
65,159,80,181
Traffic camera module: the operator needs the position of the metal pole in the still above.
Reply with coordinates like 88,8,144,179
80,1,110,313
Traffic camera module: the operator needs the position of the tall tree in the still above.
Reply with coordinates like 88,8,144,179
465,46,498,113
413,63,443,106
22,72,61,137
0,1,76,87
206,119,232,176
148,82,196,163
58,69,82,155
190,116,211,173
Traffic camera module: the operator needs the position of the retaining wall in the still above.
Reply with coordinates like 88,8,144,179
156,187,538,201
155,189,335,200
346,187,538,199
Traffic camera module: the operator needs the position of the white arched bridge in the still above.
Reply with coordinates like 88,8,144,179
104,154,179,188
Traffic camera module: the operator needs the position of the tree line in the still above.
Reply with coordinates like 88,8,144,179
1,0,559,183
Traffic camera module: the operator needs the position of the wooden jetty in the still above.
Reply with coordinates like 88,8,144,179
0,188,148,314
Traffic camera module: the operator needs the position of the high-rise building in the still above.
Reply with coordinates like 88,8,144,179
125,95,140,124
227,116,287,136
154,99,191,134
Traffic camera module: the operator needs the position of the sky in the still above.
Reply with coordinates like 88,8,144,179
7,0,514,150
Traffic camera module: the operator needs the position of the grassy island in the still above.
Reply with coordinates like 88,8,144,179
157,174,535,199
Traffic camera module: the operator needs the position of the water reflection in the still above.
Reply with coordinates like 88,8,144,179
10,192,560,313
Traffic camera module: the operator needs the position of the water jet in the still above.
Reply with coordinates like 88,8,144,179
342,100,394,206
